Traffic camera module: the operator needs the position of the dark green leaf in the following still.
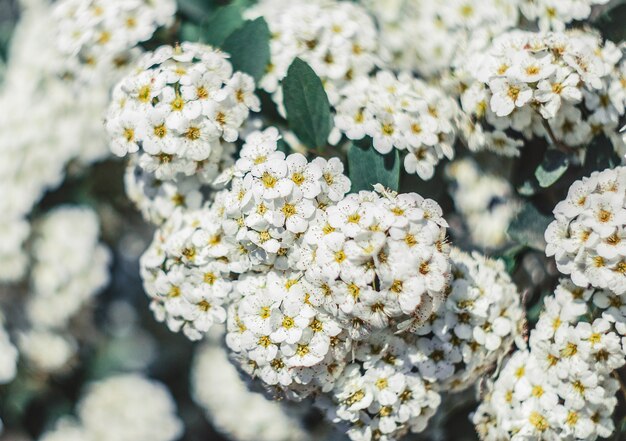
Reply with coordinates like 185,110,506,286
0,22,14,62
584,134,621,174
283,58,333,149
496,244,527,275
593,1,626,42
201,3,244,47
348,139,400,192
276,138,291,154
507,203,552,251
535,149,570,188
179,23,202,42
222,17,271,83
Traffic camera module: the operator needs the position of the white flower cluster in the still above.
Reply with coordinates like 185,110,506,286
139,127,351,340
39,374,183,441
474,279,626,440
446,158,520,249
192,333,310,441
245,0,380,108
106,43,258,182
360,0,520,77
459,30,625,156
314,248,522,441
425,248,524,391
19,207,110,373
520,0,609,31
334,71,459,180
140,205,240,341
136,128,529,440
53,0,176,84
0,1,112,282
320,360,442,441
545,166,626,294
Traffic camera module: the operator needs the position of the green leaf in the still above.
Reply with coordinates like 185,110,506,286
201,3,244,47
535,149,570,188
222,17,271,83
593,1,626,42
495,244,527,275
584,134,621,174
179,22,202,42
507,203,552,252
348,139,400,193
283,58,333,149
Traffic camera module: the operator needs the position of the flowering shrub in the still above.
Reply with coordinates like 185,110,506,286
1,0,626,440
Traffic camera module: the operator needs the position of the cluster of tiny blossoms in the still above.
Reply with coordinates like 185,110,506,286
545,166,626,294
459,30,624,157
53,0,176,84
40,374,183,441
137,127,500,440
474,279,626,440
19,207,110,373
424,248,525,392
106,43,259,182
519,0,609,31
312,247,522,441
245,0,380,108
0,1,114,282
446,158,521,250
140,205,240,341
360,0,519,77
334,70,459,180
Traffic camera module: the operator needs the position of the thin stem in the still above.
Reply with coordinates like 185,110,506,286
541,119,575,155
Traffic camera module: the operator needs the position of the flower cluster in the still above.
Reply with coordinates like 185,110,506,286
40,374,183,441
545,166,626,294
226,271,348,400
312,248,522,441
474,279,626,440
320,360,442,441
334,70,459,179
0,2,113,282
19,207,110,373
459,30,624,156
131,119,529,440
360,0,520,77
424,248,525,391
245,0,380,108
106,43,259,181
53,0,176,84
520,0,610,31
446,158,520,249
140,205,241,341
302,188,451,339
192,331,310,441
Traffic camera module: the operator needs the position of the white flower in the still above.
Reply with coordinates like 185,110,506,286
489,77,533,117
105,43,258,181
